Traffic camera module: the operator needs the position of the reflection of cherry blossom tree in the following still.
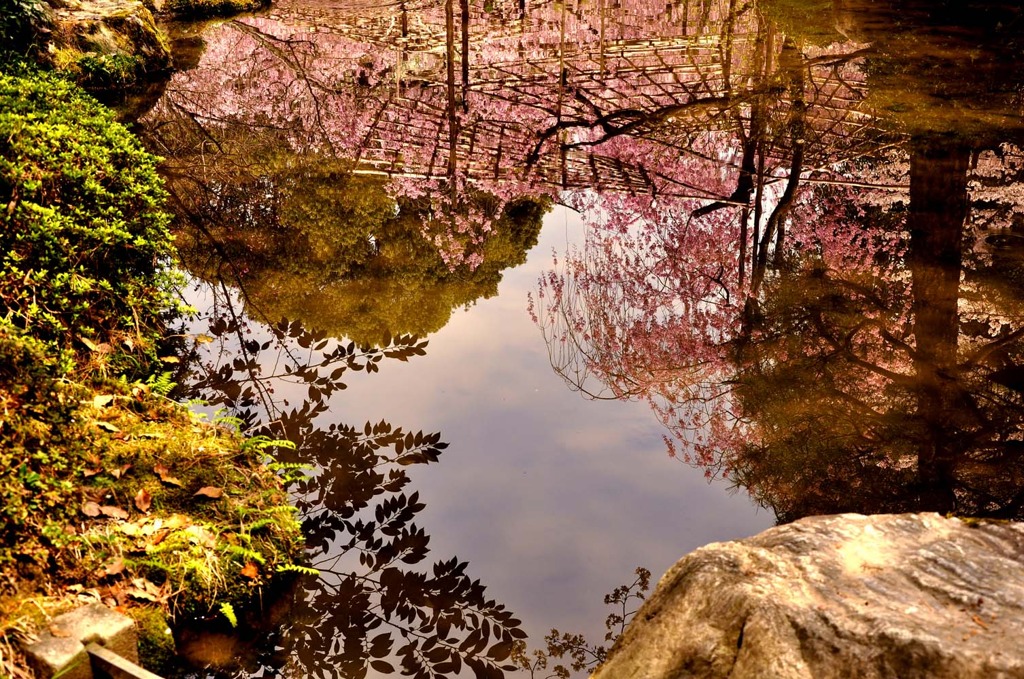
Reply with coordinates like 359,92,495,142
539,127,1024,517
530,18,891,472
146,0,887,268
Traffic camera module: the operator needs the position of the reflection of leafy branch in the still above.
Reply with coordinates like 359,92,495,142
256,403,525,678
512,567,650,679
177,284,427,427
175,284,525,677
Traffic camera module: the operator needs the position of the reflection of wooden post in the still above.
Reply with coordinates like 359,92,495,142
555,0,567,128
738,206,749,288
446,0,458,183
461,0,469,111
396,3,407,97
721,0,737,89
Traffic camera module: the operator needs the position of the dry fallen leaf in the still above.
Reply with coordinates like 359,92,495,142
83,468,102,478
76,588,102,602
185,525,216,548
193,486,224,499
99,505,129,520
240,562,259,580
126,578,169,603
95,421,120,433
92,394,114,408
49,625,72,638
103,557,126,577
81,501,101,517
153,464,183,487
134,488,152,513
164,514,189,529
119,522,141,537
126,587,159,602
110,463,132,480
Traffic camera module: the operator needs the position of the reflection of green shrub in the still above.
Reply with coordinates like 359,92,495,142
762,0,842,46
0,68,176,367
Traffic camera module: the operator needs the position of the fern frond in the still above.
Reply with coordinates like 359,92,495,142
219,602,238,628
276,563,320,576
224,544,266,565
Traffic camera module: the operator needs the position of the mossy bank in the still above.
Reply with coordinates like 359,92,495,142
0,67,306,676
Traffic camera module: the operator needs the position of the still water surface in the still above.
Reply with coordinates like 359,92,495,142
136,0,1024,675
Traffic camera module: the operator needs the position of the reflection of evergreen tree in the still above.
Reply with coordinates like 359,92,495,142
731,139,1024,523
168,141,548,345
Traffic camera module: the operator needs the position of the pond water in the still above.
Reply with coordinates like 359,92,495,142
135,0,1024,676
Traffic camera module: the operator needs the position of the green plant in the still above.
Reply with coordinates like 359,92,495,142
512,567,651,678
0,68,177,374
275,563,319,576
77,53,143,89
146,371,177,396
0,322,83,555
218,602,238,628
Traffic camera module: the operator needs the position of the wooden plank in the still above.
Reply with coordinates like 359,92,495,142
87,643,164,679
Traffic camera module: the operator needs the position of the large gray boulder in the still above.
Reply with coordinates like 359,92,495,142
591,513,1024,679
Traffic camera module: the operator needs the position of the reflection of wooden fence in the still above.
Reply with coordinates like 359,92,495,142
201,0,905,199
349,35,897,199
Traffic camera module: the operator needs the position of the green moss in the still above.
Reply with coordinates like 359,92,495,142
131,607,179,675
0,323,305,611
0,323,83,561
37,1,170,89
69,379,304,610
77,52,145,88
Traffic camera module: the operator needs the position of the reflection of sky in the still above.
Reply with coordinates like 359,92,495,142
303,204,772,643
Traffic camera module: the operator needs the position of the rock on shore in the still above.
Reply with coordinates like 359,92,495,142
44,0,171,86
591,513,1024,679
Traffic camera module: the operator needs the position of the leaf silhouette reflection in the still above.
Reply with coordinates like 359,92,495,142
173,287,524,678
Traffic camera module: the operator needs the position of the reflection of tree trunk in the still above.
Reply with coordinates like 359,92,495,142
907,140,969,513
752,39,804,292
719,0,737,84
